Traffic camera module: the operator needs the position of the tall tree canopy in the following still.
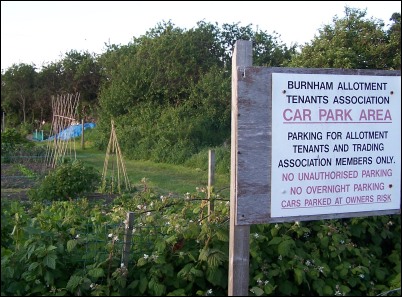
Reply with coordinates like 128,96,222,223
96,21,294,163
387,12,401,69
289,7,400,69
1,7,399,165
1,63,37,126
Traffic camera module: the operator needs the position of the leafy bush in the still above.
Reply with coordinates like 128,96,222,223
28,159,100,202
1,189,400,296
18,121,33,137
1,128,35,162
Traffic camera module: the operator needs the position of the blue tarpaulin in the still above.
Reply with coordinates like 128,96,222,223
48,123,96,141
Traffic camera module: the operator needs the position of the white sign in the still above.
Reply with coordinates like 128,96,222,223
271,73,401,218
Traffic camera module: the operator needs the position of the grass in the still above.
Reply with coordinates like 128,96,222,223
39,130,230,197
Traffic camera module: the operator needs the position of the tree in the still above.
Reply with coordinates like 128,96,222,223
96,21,294,164
1,63,37,125
387,12,401,69
33,61,64,125
289,6,398,70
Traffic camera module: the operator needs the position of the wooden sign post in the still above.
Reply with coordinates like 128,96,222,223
229,40,401,295
229,40,252,296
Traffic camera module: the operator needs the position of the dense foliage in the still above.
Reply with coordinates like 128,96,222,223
27,159,100,202
1,128,41,163
1,8,400,165
94,20,295,164
1,190,400,296
289,8,401,69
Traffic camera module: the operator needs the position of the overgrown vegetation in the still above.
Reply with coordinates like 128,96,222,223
27,158,100,202
1,128,45,164
1,191,400,296
1,128,34,155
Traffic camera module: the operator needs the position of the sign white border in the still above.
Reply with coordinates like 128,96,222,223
271,73,401,218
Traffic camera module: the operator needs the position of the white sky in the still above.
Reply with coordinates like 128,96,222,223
1,1,401,71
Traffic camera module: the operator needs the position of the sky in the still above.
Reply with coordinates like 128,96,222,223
1,1,401,71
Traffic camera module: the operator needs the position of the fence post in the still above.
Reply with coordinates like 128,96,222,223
208,149,215,220
122,211,135,268
2,111,5,132
81,119,85,149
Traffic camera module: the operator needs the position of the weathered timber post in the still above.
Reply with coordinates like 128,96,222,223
228,40,252,296
122,211,135,268
208,149,215,220
81,119,85,149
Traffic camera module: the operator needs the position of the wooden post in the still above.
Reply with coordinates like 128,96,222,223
208,149,215,220
81,119,85,149
122,211,135,268
2,111,5,132
228,40,252,296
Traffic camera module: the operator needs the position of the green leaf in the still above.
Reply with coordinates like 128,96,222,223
264,283,275,295
198,248,208,261
215,228,229,242
22,270,37,282
67,240,77,252
35,246,47,258
190,267,204,278
167,289,186,296
339,285,351,294
66,275,82,291
268,237,282,246
28,262,40,271
374,267,387,281
44,271,54,286
294,268,304,285
155,239,166,253
177,263,192,280
43,254,57,269
88,267,105,278
207,249,225,267
206,267,223,286
26,244,36,259
340,268,348,278
313,279,325,295
137,257,148,267
165,235,177,244
251,286,264,296
270,227,279,237
187,250,197,262
323,285,333,295
149,278,165,296
278,239,294,257
320,236,329,248
139,276,148,294
128,279,139,289
347,277,357,287
47,245,57,251
3,266,14,278
278,280,293,295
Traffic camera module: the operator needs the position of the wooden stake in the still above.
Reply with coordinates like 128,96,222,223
208,149,215,220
